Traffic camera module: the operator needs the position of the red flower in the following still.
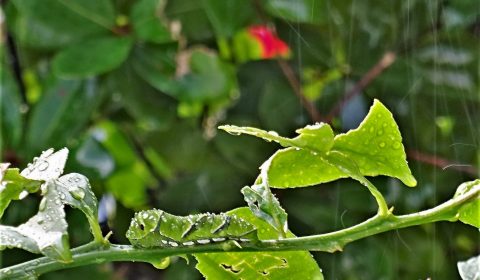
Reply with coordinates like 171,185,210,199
248,25,290,59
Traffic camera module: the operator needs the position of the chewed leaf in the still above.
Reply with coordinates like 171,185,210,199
57,174,100,236
453,180,480,228
219,123,334,153
457,255,480,280
0,166,42,218
241,181,288,238
332,99,417,187
1,180,71,262
20,148,69,181
195,207,324,280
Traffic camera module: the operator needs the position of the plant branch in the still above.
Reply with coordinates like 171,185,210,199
326,51,397,122
277,60,323,123
407,149,478,177
2,183,478,279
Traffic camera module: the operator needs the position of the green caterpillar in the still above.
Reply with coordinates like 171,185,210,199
126,210,258,248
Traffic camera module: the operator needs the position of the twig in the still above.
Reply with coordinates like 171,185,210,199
277,60,323,123
326,51,397,122
4,31,27,105
407,149,478,177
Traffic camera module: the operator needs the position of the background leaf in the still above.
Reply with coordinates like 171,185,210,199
53,37,133,78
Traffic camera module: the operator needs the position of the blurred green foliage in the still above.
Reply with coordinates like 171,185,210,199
0,0,479,279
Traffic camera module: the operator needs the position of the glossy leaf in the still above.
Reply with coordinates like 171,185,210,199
57,173,99,233
131,0,172,44
332,99,417,187
53,36,133,78
20,148,69,181
219,122,334,153
195,207,324,280
0,166,42,218
222,100,416,188
457,255,480,280
453,180,480,228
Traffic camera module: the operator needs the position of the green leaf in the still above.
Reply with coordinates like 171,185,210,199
457,254,480,280
195,207,323,280
57,173,100,239
0,65,23,149
25,78,105,155
53,36,133,78
0,180,72,262
176,48,238,103
12,0,115,48
201,0,254,38
131,0,172,44
241,182,288,238
20,148,69,181
264,0,327,24
454,180,480,228
219,122,334,153
0,165,42,218
221,100,416,189
266,148,347,187
332,99,417,187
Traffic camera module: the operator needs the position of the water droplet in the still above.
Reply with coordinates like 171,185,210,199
18,190,29,200
59,193,66,200
37,161,49,171
377,129,384,136
369,127,374,133
379,142,386,148
70,188,85,200
382,123,387,127
74,177,81,183
55,199,62,205
39,198,47,211
392,142,401,149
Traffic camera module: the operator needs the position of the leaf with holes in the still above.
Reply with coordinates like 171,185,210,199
195,207,323,280
453,180,480,228
0,164,42,218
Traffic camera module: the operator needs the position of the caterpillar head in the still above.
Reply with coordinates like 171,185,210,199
126,210,162,245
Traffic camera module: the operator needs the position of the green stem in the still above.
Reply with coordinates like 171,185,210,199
1,184,478,279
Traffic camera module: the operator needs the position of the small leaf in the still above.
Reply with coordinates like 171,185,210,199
20,148,69,181
57,173,101,240
457,255,480,280
241,181,288,238
195,207,324,280
454,180,480,228
332,99,417,187
0,166,42,218
131,0,172,44
219,122,334,153
53,36,133,78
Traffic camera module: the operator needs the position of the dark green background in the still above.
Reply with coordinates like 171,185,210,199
1,0,479,279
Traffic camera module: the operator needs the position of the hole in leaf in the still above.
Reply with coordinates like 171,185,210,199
221,263,241,273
